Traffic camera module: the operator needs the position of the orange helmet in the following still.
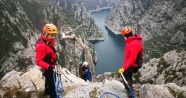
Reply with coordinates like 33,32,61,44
43,24,58,34
121,26,133,36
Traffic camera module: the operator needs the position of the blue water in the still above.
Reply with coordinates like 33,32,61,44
91,9,125,75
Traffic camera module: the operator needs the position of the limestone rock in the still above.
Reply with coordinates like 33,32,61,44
0,70,22,88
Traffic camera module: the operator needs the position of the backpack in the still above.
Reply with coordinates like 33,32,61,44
136,51,143,68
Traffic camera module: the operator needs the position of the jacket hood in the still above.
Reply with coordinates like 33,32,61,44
125,34,142,43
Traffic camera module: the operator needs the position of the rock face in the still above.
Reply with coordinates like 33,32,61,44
105,0,186,60
1,62,186,98
138,50,186,86
139,83,186,98
0,0,103,78
105,0,156,34
59,0,104,40
0,66,127,98
0,66,87,92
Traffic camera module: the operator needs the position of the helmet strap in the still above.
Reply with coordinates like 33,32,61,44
43,32,49,37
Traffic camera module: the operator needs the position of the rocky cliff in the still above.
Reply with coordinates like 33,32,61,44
0,0,103,78
105,0,186,60
1,50,186,98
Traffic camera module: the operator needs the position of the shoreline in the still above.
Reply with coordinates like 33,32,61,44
89,7,112,13
88,37,105,41
104,23,121,35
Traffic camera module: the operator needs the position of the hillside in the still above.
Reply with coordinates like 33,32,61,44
0,0,105,78
105,0,186,61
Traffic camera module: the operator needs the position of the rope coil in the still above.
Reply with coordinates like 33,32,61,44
100,92,120,98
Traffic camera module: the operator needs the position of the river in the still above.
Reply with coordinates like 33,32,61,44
91,9,125,75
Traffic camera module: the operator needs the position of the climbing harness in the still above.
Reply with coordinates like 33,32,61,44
54,64,64,97
100,92,120,98
120,73,136,98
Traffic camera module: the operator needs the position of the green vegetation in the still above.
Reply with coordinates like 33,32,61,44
58,50,66,67
133,72,141,84
18,0,45,30
159,58,169,68
89,87,98,98
63,86,77,95
144,36,174,61
16,58,33,71
174,0,186,11
0,87,47,98
140,79,154,84
62,14,77,28
174,24,186,36
0,17,27,62
168,87,185,98
156,57,170,74
164,70,177,83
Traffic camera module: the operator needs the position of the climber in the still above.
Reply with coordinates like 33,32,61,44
118,26,144,97
79,61,92,82
35,23,58,98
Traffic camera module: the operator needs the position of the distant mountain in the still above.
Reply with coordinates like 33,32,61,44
77,0,118,11
0,0,104,78
105,0,186,61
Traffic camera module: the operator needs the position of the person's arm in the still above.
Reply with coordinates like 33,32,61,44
35,45,50,70
123,41,141,70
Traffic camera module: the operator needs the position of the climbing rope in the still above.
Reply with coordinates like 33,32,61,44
56,73,64,96
61,71,86,86
100,92,120,98
53,72,59,98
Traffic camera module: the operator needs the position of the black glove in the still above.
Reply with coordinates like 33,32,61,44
43,66,53,77
48,66,53,73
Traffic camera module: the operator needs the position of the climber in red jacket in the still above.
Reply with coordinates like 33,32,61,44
118,26,144,97
35,23,58,98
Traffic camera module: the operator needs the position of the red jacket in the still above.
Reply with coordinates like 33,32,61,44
35,35,57,70
122,34,143,71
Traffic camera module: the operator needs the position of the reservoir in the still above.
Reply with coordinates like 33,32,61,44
91,9,125,75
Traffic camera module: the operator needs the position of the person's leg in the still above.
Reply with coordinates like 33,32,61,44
44,70,57,98
123,66,137,96
83,75,87,81
43,75,49,95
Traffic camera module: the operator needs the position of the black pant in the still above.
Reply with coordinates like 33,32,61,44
43,70,57,98
123,66,138,92
80,74,87,81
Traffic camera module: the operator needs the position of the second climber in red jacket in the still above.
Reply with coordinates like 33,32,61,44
118,26,144,97
35,23,58,98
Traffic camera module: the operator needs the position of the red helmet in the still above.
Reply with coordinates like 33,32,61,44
121,26,133,36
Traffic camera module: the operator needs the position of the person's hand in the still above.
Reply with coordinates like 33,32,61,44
43,66,54,76
48,66,53,73
118,68,124,74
